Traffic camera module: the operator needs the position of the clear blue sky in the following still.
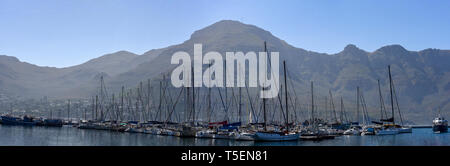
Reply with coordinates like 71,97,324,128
1,0,449,67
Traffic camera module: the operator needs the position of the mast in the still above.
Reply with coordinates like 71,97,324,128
283,61,289,132
224,60,228,122
121,86,124,122
263,41,268,131
158,80,162,122
192,67,195,124
388,65,395,125
112,93,116,121
311,81,314,127
356,86,360,123
91,97,94,120
378,79,383,120
239,84,242,123
208,62,212,123
95,95,98,120
67,99,70,122
147,79,151,121
329,90,338,124
340,97,345,123
48,97,52,119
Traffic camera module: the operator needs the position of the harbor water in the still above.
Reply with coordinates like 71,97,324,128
0,125,448,146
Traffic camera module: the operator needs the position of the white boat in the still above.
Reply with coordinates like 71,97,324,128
195,130,215,138
398,126,412,133
323,128,344,135
376,127,399,135
343,127,361,135
254,131,299,141
432,115,448,133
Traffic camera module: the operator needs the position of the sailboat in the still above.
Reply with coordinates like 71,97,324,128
254,52,299,141
343,87,362,136
376,65,400,135
181,68,200,137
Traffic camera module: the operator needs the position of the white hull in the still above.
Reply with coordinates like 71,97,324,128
343,129,361,135
195,131,215,138
376,128,399,135
398,127,412,133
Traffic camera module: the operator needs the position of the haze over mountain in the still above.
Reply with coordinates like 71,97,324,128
0,20,449,123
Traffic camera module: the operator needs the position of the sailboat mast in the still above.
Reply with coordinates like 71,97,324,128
357,86,360,123
329,90,338,123
95,95,98,120
67,99,70,122
239,86,242,123
263,41,267,131
377,79,383,120
208,62,212,123
311,81,314,127
283,61,289,132
192,67,195,124
388,65,395,125
121,86,124,122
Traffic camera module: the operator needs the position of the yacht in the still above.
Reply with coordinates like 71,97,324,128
432,116,448,133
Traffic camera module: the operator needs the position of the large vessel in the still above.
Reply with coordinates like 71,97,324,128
432,116,448,133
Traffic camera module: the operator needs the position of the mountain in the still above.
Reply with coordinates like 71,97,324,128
0,20,449,123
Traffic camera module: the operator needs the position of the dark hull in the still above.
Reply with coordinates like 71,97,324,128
44,120,63,127
433,125,448,132
1,118,36,126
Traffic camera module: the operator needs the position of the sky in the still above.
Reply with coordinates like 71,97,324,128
1,0,449,67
